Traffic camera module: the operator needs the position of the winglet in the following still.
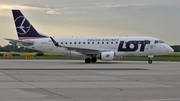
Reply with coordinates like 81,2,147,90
50,37,62,47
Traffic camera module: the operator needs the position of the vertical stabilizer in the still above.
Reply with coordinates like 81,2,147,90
12,10,48,40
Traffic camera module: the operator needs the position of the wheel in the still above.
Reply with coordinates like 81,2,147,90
148,60,152,64
85,58,91,63
148,58,152,64
91,57,97,63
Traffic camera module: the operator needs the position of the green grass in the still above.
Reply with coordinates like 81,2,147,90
0,56,83,60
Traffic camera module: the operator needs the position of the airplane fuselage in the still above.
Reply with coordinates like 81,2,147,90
18,36,173,59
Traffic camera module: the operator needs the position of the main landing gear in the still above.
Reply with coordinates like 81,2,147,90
85,57,97,63
148,55,153,64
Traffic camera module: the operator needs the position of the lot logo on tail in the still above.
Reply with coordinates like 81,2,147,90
15,16,31,35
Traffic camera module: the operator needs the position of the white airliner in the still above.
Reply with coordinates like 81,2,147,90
5,10,174,64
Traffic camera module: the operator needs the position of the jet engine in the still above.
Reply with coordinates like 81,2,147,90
100,51,115,61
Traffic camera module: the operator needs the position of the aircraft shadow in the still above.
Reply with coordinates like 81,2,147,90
66,61,150,65
0,68,149,70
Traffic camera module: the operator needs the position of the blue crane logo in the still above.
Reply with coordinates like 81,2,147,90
15,16,31,35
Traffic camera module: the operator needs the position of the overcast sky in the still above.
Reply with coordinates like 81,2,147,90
0,0,180,46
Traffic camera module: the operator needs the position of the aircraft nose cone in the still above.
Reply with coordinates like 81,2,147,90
170,47,174,53
168,47,174,53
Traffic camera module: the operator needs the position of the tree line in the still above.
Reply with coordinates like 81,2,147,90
170,45,180,52
0,45,40,52
0,45,180,52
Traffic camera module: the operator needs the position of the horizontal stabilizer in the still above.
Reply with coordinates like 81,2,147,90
12,10,48,40
5,38,34,46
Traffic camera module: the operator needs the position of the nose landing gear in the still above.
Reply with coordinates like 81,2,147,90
148,55,153,64
148,58,152,64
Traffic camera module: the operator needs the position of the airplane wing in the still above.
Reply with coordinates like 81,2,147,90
62,46,110,55
50,37,110,55
5,38,34,46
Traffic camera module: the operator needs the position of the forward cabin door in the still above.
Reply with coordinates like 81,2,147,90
144,40,153,55
145,40,150,50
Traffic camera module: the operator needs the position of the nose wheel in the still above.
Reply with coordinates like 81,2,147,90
148,57,152,64
148,55,153,64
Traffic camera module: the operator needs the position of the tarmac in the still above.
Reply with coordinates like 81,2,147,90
0,60,180,101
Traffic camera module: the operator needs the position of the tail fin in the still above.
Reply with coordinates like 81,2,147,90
12,10,48,40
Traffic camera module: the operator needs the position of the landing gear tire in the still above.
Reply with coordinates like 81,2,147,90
85,58,91,63
148,58,152,64
91,58,97,63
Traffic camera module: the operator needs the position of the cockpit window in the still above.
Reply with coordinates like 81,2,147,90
159,40,164,43
154,40,159,44
155,40,165,44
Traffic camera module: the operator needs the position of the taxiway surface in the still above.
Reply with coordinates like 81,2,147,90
0,60,180,101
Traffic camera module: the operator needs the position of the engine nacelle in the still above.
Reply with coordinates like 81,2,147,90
100,51,115,61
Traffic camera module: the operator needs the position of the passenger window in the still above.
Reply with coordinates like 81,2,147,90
74,42,76,44
88,42,90,44
116,42,118,44
107,42,109,44
70,42,72,44
79,42,81,44
111,42,113,44
83,42,85,44
97,42,100,44
61,42,63,44
102,42,104,44
92,42,94,44
65,42,67,44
